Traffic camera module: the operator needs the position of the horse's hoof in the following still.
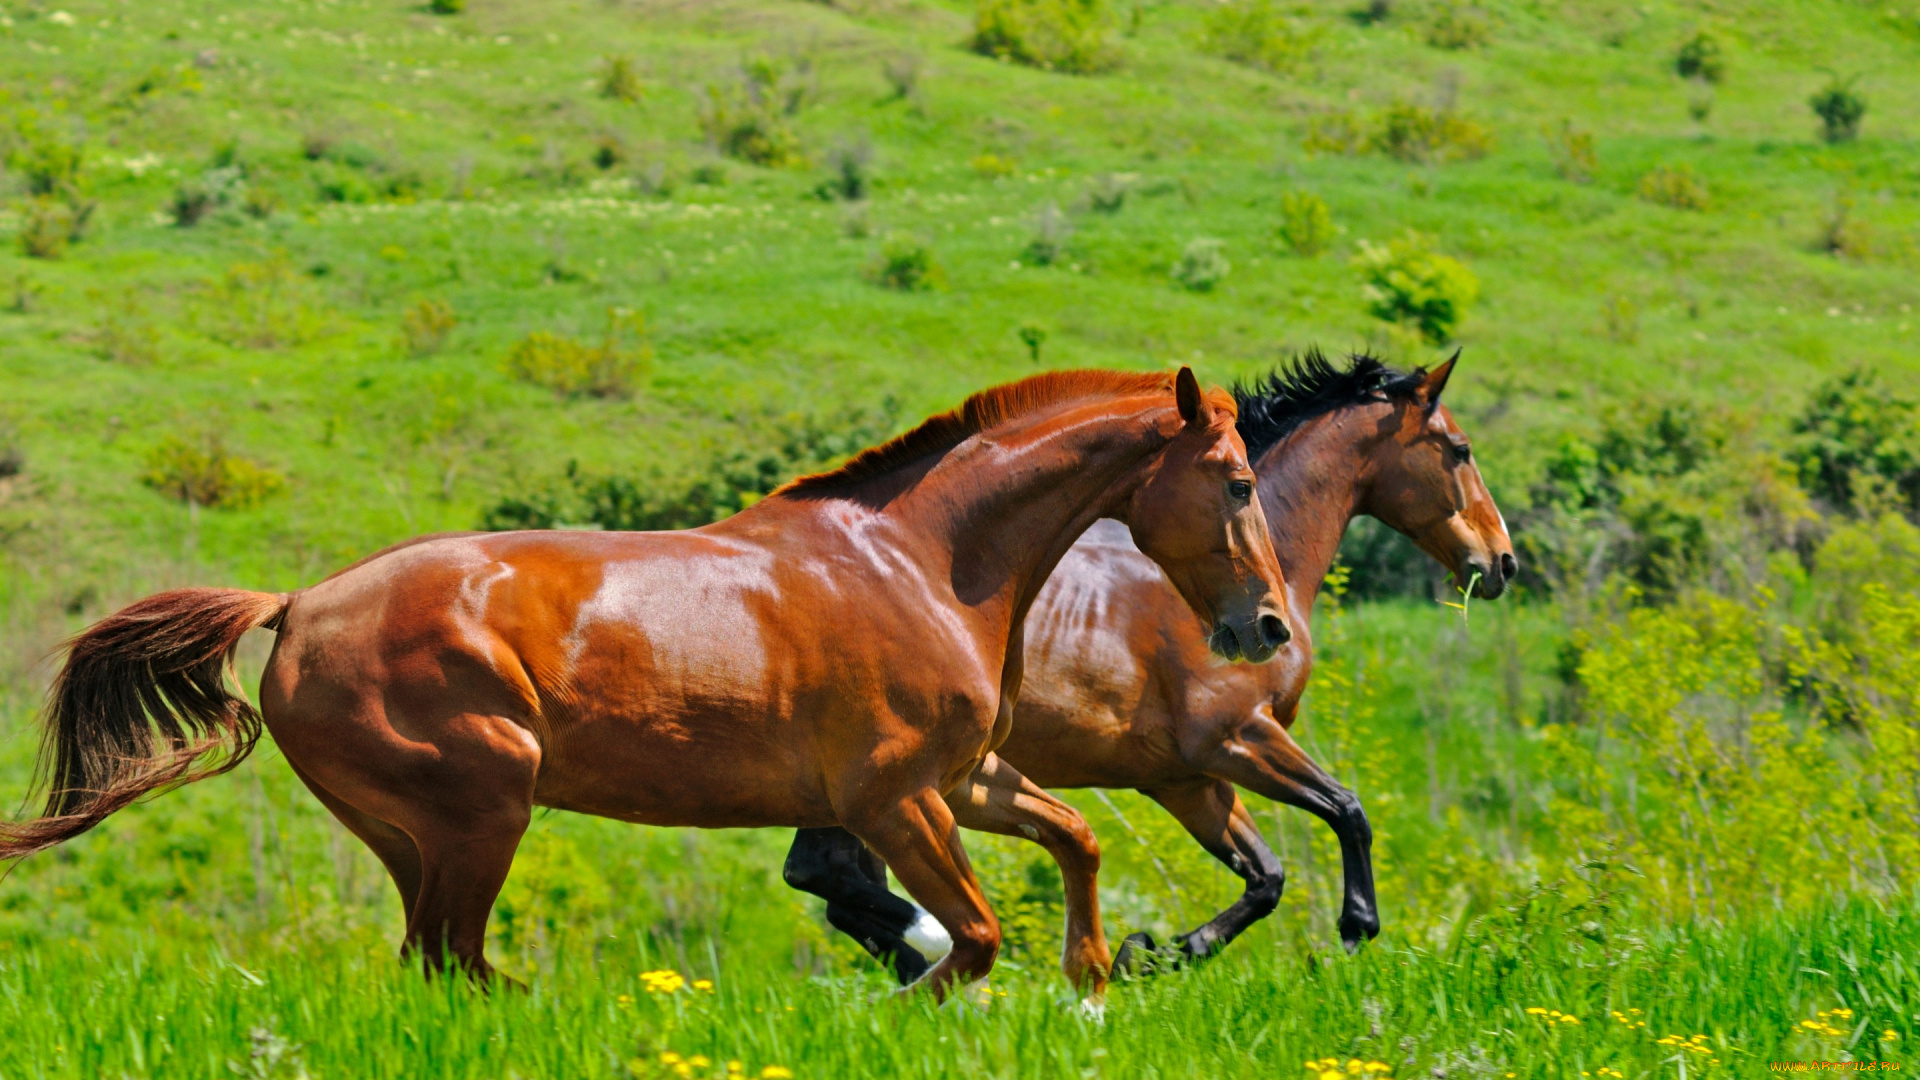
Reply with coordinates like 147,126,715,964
1112,932,1159,977
1077,996,1107,1023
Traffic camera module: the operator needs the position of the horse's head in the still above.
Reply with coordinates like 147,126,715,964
1128,368,1292,662
1359,354,1517,599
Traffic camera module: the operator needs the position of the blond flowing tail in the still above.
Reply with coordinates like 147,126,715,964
0,588,286,859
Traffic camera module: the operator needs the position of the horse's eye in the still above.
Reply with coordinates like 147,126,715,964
1228,480,1253,501
1452,444,1472,463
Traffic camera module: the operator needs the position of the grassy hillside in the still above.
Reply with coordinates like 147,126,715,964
2,0,1918,1076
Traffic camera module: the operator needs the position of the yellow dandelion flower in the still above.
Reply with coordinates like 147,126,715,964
673,1065,693,1078
1885,1030,1899,1042
729,1062,746,1073
690,1056,711,1068
1526,1008,1549,1016
661,1052,683,1064
693,979,715,992
1366,1062,1390,1073
760,1068,794,1080
1319,1071,1343,1080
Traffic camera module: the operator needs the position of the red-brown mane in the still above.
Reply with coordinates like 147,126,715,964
783,369,1235,494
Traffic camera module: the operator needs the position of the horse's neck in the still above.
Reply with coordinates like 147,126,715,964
1257,409,1377,618
906,409,1172,631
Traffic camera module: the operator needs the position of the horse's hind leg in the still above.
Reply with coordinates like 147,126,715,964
945,755,1110,1000
1118,780,1282,971
783,827,936,985
288,761,424,925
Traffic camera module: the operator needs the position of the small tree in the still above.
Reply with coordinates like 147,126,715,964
1353,231,1479,344
1811,74,1866,143
1278,190,1334,256
1674,31,1723,84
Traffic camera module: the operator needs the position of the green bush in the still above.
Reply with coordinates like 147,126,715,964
1546,120,1596,182
1788,367,1920,518
401,298,456,357
1674,31,1723,83
1425,1,1491,50
16,199,74,259
600,56,644,102
1352,231,1477,343
505,309,652,398
1021,203,1073,266
1810,74,1866,143
972,0,1120,75
696,84,801,168
870,232,942,291
141,434,286,510
428,0,465,13
1278,190,1335,256
1172,238,1230,292
1520,400,1818,598
481,404,899,532
1636,163,1709,210
814,139,872,202
1309,101,1493,164
1200,0,1313,73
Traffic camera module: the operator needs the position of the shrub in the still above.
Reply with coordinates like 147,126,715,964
1545,119,1596,182
1352,231,1477,343
1018,323,1047,362
1371,100,1493,162
972,0,1120,75
882,54,923,101
1085,172,1130,213
1636,163,1710,210
401,298,456,357
1811,74,1866,143
1021,203,1073,266
1788,367,1920,518
429,0,464,12
1601,294,1638,344
1200,0,1313,73
505,309,652,399
141,434,285,510
170,172,230,227
814,138,872,202
871,233,943,291
971,152,1018,179
1278,190,1335,256
1686,79,1715,123
1520,400,1818,599
17,199,73,259
300,132,334,161
242,183,280,220
1424,1,1491,49
93,301,159,366
600,56,644,102
207,257,330,349
1674,31,1723,83
696,79,802,168
1172,238,1230,292
1820,189,1872,260
9,134,84,198
481,404,900,532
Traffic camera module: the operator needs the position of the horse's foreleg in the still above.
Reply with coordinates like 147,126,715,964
1123,780,1283,969
945,755,1110,1002
844,788,1001,1002
1205,714,1379,950
781,827,936,985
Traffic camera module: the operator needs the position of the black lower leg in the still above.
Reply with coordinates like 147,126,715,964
785,827,927,984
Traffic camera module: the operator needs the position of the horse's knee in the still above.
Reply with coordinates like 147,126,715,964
1039,810,1101,871
945,917,1001,980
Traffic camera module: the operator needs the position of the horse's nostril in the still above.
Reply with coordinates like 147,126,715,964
1499,551,1518,582
1257,614,1290,649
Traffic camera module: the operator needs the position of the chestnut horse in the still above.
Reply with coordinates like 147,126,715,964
785,352,1515,980
0,368,1290,1002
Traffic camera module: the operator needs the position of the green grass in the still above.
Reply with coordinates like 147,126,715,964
3,0,1919,1075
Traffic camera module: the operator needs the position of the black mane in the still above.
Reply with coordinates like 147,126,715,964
1233,348,1428,461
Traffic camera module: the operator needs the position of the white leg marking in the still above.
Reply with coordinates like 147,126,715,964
904,906,953,960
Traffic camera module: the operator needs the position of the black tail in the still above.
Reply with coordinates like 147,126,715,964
0,588,286,859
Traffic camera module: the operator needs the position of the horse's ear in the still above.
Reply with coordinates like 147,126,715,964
1421,350,1460,412
1175,366,1213,427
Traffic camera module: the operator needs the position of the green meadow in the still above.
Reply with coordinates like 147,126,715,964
1,0,1918,1076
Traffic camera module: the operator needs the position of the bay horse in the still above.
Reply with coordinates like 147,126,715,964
784,351,1516,980
0,368,1291,1003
